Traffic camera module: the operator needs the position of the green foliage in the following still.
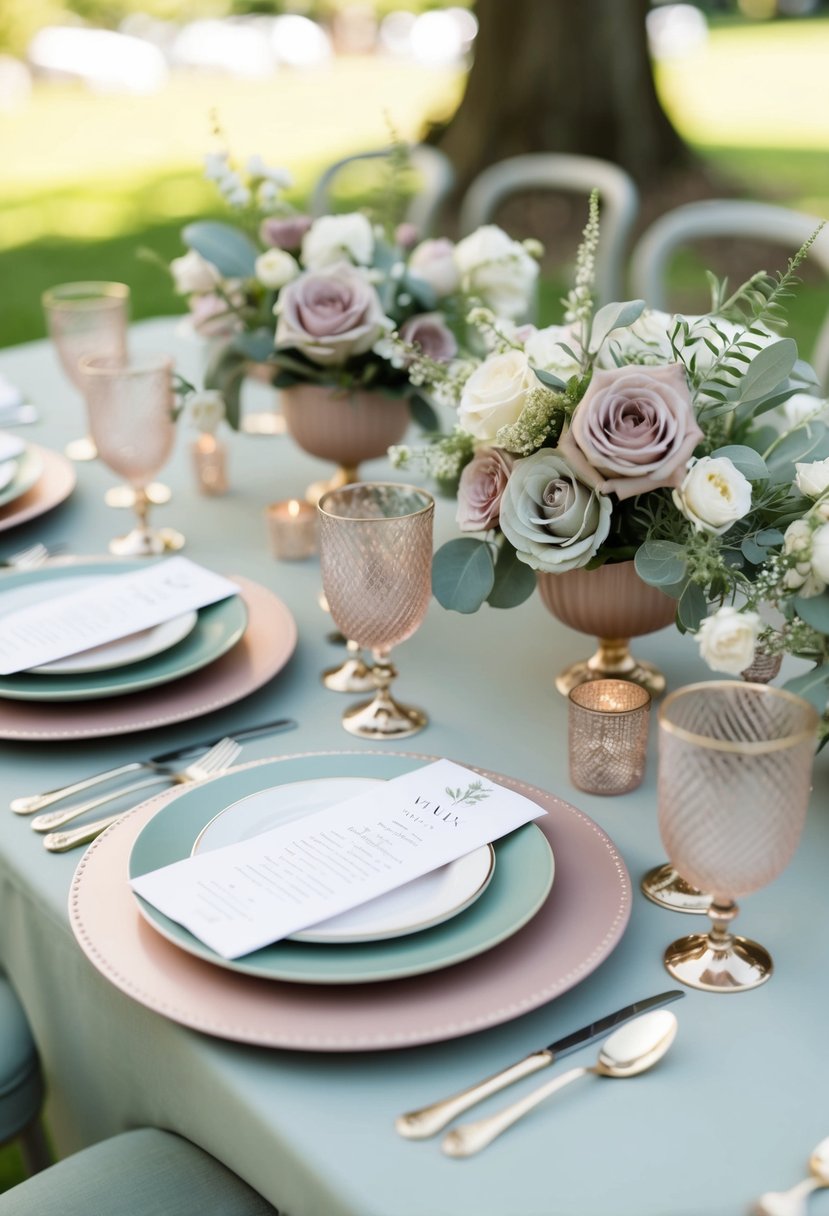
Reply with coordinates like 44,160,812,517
431,538,495,614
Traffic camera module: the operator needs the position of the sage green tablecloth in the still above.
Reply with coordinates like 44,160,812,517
1,320,828,1216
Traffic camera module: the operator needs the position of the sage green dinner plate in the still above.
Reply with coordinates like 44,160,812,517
0,561,247,702
129,752,555,985
0,446,43,509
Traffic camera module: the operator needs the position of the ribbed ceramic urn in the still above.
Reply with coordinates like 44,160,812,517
280,383,410,473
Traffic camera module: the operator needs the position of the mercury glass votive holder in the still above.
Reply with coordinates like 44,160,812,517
568,679,652,795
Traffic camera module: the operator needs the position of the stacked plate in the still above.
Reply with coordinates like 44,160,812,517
0,436,76,533
0,560,297,740
70,750,634,1051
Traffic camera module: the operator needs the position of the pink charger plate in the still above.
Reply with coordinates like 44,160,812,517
69,752,632,1052
0,576,296,740
0,444,76,533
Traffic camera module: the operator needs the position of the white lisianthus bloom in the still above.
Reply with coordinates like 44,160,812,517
783,391,828,428
301,213,374,269
782,519,825,597
255,248,299,290
184,390,225,435
596,309,675,368
524,324,583,381
795,457,829,499
697,606,761,675
811,522,829,582
170,249,220,296
408,238,460,297
454,224,539,319
457,350,535,442
672,456,753,535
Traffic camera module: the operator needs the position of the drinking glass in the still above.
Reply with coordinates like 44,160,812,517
318,483,434,739
658,681,817,992
42,282,170,506
79,354,184,556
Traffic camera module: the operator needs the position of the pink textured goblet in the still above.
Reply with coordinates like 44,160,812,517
318,483,434,739
658,681,817,992
79,354,184,556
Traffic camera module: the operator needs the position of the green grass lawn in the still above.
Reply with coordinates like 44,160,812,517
2,18,829,350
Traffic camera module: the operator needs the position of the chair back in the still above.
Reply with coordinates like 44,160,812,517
630,199,829,388
310,145,455,237
458,153,639,305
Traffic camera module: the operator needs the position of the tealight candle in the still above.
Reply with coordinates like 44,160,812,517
567,679,651,796
266,498,318,560
191,434,228,496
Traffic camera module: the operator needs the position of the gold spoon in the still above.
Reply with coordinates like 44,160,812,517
441,1009,678,1158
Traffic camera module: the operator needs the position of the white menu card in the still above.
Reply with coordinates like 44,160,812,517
0,557,240,675
130,760,547,959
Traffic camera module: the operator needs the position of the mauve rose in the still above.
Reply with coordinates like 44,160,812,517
399,313,458,364
499,449,612,572
188,292,242,338
456,448,514,532
274,263,392,366
395,222,419,250
259,215,312,250
558,364,703,501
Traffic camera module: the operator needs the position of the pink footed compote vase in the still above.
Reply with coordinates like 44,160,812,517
79,354,184,557
42,282,171,507
657,681,818,992
318,482,434,740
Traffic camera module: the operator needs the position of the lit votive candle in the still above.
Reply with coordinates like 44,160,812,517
191,433,229,496
567,679,651,796
266,498,318,560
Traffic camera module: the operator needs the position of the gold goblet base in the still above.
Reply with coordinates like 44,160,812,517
554,638,666,698
108,526,185,558
305,465,359,507
640,863,711,914
105,482,172,509
342,691,427,740
664,932,773,992
322,655,376,694
65,435,97,462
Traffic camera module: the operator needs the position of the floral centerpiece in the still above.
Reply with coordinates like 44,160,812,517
165,146,542,433
390,194,829,733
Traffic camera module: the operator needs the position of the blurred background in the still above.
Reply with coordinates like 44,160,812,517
1,0,828,350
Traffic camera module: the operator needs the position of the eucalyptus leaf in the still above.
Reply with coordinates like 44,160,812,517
231,329,274,363
183,221,259,279
204,345,247,431
589,299,646,352
431,538,495,614
677,580,708,632
783,666,829,715
767,421,829,484
533,367,567,391
731,338,798,405
404,273,437,311
793,594,829,633
755,528,785,547
408,394,439,433
711,445,768,481
741,536,768,565
634,540,687,587
486,544,537,609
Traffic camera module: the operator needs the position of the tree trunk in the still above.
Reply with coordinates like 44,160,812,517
437,0,692,192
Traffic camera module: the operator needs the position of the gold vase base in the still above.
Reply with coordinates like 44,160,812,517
104,482,172,509
65,435,97,462
640,863,711,914
664,932,773,992
555,642,667,698
241,411,287,436
322,657,376,694
342,694,427,740
108,526,186,558
305,465,359,507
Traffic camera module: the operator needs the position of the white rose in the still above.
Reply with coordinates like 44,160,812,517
524,324,583,381
170,249,220,295
811,522,829,582
408,238,460,298
596,309,675,368
454,224,539,320
783,391,828,428
184,389,225,434
672,456,753,535
301,213,374,269
795,457,829,499
255,248,299,290
457,350,535,442
697,606,761,675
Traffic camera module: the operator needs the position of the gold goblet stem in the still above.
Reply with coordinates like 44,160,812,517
555,637,667,697
342,650,427,741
